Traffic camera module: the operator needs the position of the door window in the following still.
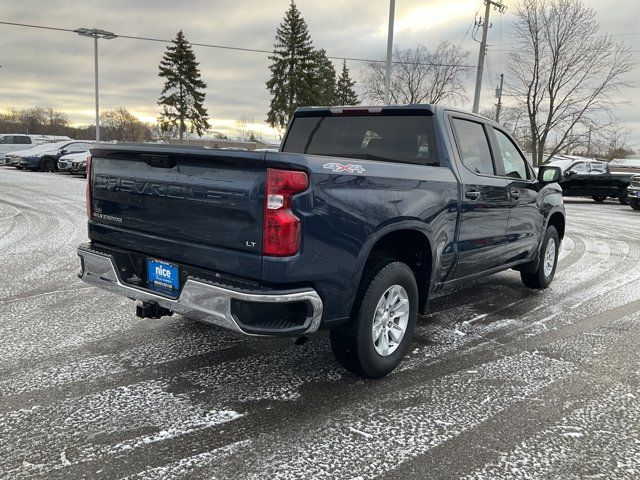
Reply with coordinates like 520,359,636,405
452,118,495,176
589,163,606,174
494,129,529,179
67,143,91,153
15,136,32,145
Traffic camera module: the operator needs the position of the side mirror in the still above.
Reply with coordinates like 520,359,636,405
538,165,562,184
60,149,67,155
567,169,577,176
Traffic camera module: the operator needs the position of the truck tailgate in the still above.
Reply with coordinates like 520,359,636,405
88,145,266,279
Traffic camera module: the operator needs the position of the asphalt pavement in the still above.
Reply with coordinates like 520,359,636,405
1,167,639,479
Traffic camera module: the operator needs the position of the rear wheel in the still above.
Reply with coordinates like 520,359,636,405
619,192,629,205
592,195,607,203
630,198,640,211
521,226,560,289
39,157,56,172
330,259,418,379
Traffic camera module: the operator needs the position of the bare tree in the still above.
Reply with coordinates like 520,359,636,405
508,0,633,166
235,114,255,141
362,42,470,105
574,120,635,160
101,108,153,142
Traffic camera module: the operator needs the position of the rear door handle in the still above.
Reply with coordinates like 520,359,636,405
465,190,481,200
510,188,520,200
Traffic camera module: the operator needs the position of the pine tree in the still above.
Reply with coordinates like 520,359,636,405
311,49,338,106
266,1,317,129
158,30,210,141
336,60,358,105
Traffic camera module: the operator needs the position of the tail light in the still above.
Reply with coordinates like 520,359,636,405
85,154,92,219
263,168,308,256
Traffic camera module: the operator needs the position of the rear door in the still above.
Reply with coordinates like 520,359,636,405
585,162,612,196
491,127,542,263
89,145,267,278
449,116,510,278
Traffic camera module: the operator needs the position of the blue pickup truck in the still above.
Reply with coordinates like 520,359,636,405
77,105,565,378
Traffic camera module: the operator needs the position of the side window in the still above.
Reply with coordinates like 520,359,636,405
452,118,495,176
16,136,32,145
590,163,606,174
570,162,589,174
494,129,529,180
0,136,13,144
67,143,90,152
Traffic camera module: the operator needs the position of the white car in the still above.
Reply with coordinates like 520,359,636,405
58,151,89,174
0,134,37,159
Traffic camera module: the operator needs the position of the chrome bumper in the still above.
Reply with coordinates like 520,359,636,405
77,248,323,336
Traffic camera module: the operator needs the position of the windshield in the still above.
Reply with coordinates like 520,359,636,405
544,159,574,171
282,113,440,166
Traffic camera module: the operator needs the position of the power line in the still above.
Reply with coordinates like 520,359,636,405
0,20,476,68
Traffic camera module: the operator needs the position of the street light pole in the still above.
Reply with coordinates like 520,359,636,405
94,35,100,142
383,0,395,105
74,28,117,142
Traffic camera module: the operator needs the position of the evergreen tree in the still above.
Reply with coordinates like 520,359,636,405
336,60,358,105
266,1,316,129
158,30,210,141
311,49,338,106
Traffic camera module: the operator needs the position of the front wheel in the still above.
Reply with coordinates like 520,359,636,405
330,259,418,379
39,157,56,172
521,226,560,289
592,195,607,203
630,198,640,211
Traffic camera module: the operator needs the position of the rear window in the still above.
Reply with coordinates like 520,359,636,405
282,114,440,166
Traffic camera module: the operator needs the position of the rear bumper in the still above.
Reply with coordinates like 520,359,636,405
77,246,323,336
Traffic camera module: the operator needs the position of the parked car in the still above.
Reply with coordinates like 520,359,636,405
15,140,93,172
71,154,89,176
543,157,635,204
5,143,55,168
628,175,640,211
0,134,37,159
58,151,89,174
77,105,565,378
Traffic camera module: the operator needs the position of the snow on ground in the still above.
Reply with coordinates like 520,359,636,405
1,170,639,479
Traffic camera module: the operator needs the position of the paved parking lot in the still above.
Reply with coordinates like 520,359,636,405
1,167,639,479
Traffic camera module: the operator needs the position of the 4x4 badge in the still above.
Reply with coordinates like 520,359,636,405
323,162,366,174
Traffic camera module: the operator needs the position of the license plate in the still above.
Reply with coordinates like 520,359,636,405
147,259,179,291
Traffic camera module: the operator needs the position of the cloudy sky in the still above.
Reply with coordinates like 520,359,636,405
1,0,638,145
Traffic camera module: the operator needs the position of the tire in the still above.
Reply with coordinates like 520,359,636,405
618,192,629,205
630,198,640,211
521,226,560,289
592,195,607,203
330,259,418,379
39,157,56,172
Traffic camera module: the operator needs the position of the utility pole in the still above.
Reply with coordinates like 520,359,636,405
384,0,395,105
472,0,506,113
74,28,117,142
495,73,504,122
